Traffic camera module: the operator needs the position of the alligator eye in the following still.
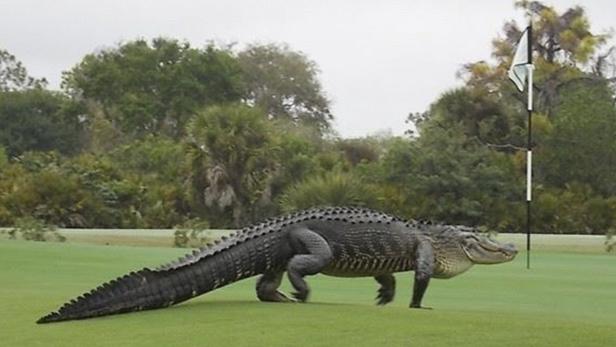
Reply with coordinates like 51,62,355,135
463,235,479,246
465,235,477,242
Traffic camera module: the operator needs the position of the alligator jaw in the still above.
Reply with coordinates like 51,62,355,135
462,234,518,265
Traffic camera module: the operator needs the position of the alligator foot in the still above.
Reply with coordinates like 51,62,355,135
257,272,297,303
259,290,296,303
374,274,395,305
277,290,297,302
292,290,309,302
376,288,395,305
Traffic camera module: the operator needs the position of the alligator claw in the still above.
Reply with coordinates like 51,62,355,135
375,288,394,305
292,291,308,302
276,290,296,303
376,298,388,305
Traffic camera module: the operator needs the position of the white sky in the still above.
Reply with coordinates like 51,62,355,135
1,0,614,137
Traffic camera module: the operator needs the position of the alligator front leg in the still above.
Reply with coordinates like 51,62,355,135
410,240,434,309
286,228,333,302
374,274,396,305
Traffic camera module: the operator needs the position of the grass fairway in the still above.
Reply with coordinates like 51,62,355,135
1,237,615,346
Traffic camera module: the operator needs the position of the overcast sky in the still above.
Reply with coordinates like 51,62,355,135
1,0,614,137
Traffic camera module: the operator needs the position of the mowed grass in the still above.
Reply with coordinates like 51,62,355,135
1,235,615,347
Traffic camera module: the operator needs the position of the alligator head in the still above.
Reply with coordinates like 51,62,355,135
429,226,518,278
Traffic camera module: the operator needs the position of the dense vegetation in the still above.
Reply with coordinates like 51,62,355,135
1,1,615,235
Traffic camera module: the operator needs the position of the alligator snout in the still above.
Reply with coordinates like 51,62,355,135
503,243,518,256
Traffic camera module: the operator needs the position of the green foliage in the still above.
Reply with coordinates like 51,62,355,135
187,104,277,227
426,88,518,145
335,138,380,166
541,80,616,196
108,136,187,227
607,232,616,253
0,146,7,168
533,184,616,234
173,219,211,248
464,1,612,117
110,135,184,179
279,171,380,212
394,90,523,230
238,43,332,132
0,49,47,91
398,1,616,235
67,150,187,229
7,216,65,242
0,149,188,229
259,123,326,217
63,38,244,138
0,89,84,156
80,103,128,154
513,1,608,65
1,158,102,227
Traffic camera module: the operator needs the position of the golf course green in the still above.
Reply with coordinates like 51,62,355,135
1,233,614,346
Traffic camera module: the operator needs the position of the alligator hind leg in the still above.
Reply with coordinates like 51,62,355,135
286,228,333,302
256,271,293,302
374,274,396,305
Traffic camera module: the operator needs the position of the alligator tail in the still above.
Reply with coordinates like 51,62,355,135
37,234,281,324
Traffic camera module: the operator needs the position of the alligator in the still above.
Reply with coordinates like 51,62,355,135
37,206,517,324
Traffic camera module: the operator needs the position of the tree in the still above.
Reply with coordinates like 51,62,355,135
261,121,327,213
0,49,81,157
63,38,245,138
186,104,277,227
541,80,616,196
108,136,189,227
238,43,333,132
462,1,614,116
336,138,380,167
0,49,46,91
401,1,616,235
399,91,523,230
0,89,84,156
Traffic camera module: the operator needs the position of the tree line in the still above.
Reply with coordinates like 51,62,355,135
1,1,615,237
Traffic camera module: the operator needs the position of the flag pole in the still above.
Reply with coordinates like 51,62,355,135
526,24,533,270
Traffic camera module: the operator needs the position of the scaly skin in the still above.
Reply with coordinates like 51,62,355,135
37,206,517,324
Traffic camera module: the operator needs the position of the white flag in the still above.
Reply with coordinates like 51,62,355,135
508,27,530,92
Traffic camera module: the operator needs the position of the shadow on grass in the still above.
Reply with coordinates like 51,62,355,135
182,298,365,309
38,299,368,326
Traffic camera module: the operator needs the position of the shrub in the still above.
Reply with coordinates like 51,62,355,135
0,146,7,168
279,171,380,212
173,219,211,248
607,230,616,253
534,184,616,234
7,217,65,242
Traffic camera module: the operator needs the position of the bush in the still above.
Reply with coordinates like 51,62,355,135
173,219,211,248
279,171,380,212
534,184,616,234
7,217,65,242
335,138,380,166
607,231,616,253
0,146,7,168
2,164,103,228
